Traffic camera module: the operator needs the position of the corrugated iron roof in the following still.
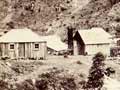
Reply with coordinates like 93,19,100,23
77,28,111,44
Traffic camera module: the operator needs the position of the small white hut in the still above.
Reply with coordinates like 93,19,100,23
73,28,111,55
0,28,47,60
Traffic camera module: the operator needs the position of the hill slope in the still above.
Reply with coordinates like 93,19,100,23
0,0,120,36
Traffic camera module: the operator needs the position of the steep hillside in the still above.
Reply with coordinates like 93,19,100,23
52,0,120,33
109,2,120,33
0,0,89,33
0,0,76,32
0,0,120,36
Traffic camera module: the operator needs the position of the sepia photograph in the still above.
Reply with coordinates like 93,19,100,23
0,0,120,90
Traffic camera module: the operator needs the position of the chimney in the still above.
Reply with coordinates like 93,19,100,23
67,26,74,55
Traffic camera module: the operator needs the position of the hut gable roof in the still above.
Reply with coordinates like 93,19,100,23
41,35,67,51
77,28,111,45
0,28,45,43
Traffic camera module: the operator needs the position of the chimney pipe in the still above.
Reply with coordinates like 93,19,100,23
67,26,74,55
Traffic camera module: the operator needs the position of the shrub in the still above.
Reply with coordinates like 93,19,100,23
85,52,105,90
35,79,48,90
76,61,82,65
60,77,77,90
15,79,35,90
37,69,77,90
0,80,10,90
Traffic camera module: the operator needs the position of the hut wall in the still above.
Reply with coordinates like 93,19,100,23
32,42,46,59
0,42,47,60
73,40,79,55
85,44,110,55
0,44,2,56
25,43,31,58
26,43,32,58
17,43,31,59
40,42,47,59
18,43,25,58
9,43,17,59
18,42,47,59
0,44,8,57
73,31,85,55
4,43,9,56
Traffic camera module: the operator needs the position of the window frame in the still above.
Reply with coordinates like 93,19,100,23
34,43,39,50
9,43,15,50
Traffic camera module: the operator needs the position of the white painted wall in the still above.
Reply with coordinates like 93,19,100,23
85,44,110,56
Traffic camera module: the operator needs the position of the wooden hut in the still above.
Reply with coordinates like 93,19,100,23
73,28,111,56
0,28,47,60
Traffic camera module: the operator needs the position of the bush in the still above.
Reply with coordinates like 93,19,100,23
13,68,78,90
60,77,77,90
37,69,77,90
35,79,48,90
76,61,82,65
15,79,35,90
0,80,10,90
105,67,115,76
85,52,105,90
